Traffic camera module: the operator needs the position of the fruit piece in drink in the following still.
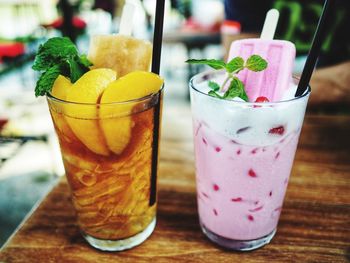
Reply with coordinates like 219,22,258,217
50,75,77,141
64,68,116,156
100,71,164,154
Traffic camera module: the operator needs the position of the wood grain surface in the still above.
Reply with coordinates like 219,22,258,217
0,105,349,263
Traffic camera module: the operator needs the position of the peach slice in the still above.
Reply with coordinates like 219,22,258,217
99,71,163,155
50,75,76,140
51,75,71,99
65,68,117,156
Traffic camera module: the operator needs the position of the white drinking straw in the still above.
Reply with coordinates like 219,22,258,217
119,2,136,36
260,9,279,40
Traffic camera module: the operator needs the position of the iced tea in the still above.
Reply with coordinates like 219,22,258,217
47,89,162,250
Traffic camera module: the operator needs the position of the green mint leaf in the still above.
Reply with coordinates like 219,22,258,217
208,81,220,91
223,88,240,99
186,59,226,70
64,55,91,83
78,54,93,68
35,65,61,97
32,37,78,71
240,88,249,102
32,51,54,71
223,78,241,99
187,54,268,102
226,57,244,73
208,90,223,98
246,55,268,72
66,58,85,83
223,77,248,102
234,77,249,102
32,37,93,96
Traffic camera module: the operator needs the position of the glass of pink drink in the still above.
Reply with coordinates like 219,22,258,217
190,70,310,251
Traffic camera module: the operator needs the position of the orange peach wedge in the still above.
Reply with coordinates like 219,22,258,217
99,71,163,155
50,75,76,140
65,68,116,156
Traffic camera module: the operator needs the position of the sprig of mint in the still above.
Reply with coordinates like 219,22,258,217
186,55,267,101
32,37,92,96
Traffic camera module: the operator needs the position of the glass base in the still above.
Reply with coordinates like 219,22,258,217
82,218,156,252
200,222,276,251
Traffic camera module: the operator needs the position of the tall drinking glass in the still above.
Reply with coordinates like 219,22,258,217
190,70,310,251
47,88,163,251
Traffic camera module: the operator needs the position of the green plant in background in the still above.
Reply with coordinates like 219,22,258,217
171,0,192,19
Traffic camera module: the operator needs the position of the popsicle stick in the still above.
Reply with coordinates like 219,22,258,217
119,2,136,36
260,9,279,40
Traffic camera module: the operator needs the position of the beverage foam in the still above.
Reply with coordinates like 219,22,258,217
191,78,306,146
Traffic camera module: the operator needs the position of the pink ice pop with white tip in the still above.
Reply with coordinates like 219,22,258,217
228,9,296,102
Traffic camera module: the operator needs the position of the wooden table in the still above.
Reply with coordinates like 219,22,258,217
1,105,349,262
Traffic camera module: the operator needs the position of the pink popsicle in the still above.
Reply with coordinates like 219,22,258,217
228,39,296,102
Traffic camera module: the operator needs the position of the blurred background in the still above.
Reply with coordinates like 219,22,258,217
0,0,348,248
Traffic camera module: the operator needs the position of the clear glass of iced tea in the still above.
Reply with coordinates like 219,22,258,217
47,87,163,251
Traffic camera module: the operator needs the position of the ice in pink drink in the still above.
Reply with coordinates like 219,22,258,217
190,71,310,244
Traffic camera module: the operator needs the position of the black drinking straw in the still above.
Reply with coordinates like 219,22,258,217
150,0,165,206
151,0,165,74
295,0,335,97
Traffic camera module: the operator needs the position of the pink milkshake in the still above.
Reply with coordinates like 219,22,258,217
190,70,310,250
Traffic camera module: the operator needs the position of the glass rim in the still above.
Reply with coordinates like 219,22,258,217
46,85,164,106
189,70,311,105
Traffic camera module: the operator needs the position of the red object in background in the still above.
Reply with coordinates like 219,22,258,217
0,118,8,131
221,20,241,35
0,42,25,63
182,17,221,33
43,16,87,30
